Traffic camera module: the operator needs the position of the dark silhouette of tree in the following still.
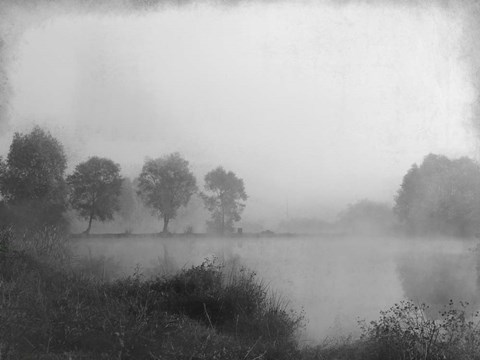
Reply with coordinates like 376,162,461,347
137,153,197,233
0,126,67,226
394,154,480,237
201,166,247,235
67,157,123,235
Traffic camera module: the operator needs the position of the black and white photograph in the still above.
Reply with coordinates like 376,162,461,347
1,0,480,358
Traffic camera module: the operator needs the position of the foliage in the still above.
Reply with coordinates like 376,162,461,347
67,157,123,234
201,166,247,235
0,126,68,226
337,199,397,235
394,154,480,237
150,258,304,342
357,300,480,360
310,300,480,360
137,153,197,233
14,225,71,267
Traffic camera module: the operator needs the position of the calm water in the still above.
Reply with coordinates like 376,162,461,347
70,235,480,343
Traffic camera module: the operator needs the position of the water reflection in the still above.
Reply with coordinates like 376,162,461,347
70,236,479,342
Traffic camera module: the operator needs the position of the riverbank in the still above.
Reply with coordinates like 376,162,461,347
2,228,480,359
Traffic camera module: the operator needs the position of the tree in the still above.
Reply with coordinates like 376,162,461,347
137,153,197,233
394,154,480,237
337,199,396,235
0,126,68,226
201,166,247,235
67,157,123,235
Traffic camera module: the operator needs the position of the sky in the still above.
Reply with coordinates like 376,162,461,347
1,1,478,225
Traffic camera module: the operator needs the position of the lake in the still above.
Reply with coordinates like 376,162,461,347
70,234,480,344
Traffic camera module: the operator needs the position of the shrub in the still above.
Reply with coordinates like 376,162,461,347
358,300,480,360
155,259,304,341
106,258,305,359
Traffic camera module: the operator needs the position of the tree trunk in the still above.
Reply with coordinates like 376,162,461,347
85,213,93,235
163,215,169,234
84,196,95,236
221,204,225,235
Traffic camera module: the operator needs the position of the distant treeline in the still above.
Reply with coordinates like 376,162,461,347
1,126,479,238
0,126,247,235
282,154,480,238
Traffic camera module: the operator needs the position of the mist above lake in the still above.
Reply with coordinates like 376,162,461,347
71,235,480,344
3,1,477,225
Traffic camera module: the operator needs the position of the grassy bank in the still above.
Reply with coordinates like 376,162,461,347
0,227,305,359
2,227,480,359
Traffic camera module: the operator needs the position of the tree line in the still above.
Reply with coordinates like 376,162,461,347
0,126,247,235
332,153,480,238
1,126,479,238
394,153,480,237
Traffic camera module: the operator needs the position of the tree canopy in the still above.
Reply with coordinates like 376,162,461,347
394,154,480,237
201,166,247,235
0,126,68,226
67,157,123,234
137,153,197,233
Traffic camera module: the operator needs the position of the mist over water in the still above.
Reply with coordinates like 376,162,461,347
2,1,476,225
2,1,480,356
71,235,480,343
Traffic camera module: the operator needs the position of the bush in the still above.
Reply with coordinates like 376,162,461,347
155,259,303,341
358,300,480,360
107,258,305,358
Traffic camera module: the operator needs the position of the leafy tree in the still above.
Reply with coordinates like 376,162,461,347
337,199,396,235
137,153,197,233
201,166,247,235
67,157,123,235
0,126,67,226
394,154,480,237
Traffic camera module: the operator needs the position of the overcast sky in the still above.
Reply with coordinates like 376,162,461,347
1,2,477,223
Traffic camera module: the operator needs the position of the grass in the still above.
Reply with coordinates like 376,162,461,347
2,225,480,359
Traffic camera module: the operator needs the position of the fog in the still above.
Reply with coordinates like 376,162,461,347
2,1,478,226
2,0,480,348
70,235,480,343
